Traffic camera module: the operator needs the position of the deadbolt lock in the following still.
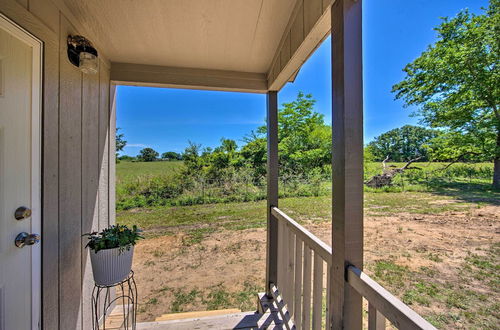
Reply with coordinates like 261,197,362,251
15,206,32,220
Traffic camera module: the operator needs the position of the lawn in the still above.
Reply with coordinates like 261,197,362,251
116,160,184,184
118,191,499,237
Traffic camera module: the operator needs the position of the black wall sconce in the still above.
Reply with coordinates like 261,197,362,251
67,35,98,74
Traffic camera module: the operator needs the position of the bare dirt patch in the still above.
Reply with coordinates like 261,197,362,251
132,229,267,321
131,204,499,328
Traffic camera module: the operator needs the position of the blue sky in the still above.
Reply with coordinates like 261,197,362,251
117,0,489,156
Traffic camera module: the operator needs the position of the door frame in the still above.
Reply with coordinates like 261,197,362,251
0,13,42,329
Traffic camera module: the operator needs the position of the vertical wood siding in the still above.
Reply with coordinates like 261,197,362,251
81,56,100,330
98,62,110,230
59,14,83,329
57,12,114,330
0,1,115,329
109,85,117,226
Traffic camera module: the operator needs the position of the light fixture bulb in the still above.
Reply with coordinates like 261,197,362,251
79,52,98,75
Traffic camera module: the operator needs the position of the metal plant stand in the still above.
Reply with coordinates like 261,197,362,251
91,271,138,330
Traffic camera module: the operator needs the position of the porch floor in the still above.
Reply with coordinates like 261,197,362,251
136,311,284,330
108,294,285,329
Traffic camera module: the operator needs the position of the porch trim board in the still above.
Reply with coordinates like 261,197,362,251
267,0,334,91
110,62,268,94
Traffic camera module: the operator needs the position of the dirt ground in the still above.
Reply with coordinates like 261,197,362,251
131,204,499,328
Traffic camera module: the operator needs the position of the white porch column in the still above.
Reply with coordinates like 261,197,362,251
329,0,364,329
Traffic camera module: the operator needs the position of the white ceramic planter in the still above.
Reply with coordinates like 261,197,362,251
90,246,134,286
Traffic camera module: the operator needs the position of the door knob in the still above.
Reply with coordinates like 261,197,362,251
15,206,32,220
15,232,40,248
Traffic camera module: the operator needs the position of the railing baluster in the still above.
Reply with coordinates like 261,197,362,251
369,302,386,330
294,238,303,330
282,222,290,306
326,264,331,330
287,229,295,317
312,253,323,330
278,219,284,291
302,245,312,330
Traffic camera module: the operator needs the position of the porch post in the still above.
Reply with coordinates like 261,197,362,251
266,91,279,295
329,0,364,329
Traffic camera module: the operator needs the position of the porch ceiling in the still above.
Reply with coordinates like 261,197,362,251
59,0,297,74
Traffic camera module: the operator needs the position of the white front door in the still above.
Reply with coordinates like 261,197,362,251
0,15,42,330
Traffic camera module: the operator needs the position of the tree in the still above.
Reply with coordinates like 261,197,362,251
254,92,331,176
116,128,127,153
240,137,267,178
218,138,237,153
138,148,159,162
367,125,439,162
118,155,136,162
424,131,488,162
161,151,182,161
179,92,331,181
182,142,202,174
392,1,500,188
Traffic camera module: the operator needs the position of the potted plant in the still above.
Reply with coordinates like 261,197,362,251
84,224,143,286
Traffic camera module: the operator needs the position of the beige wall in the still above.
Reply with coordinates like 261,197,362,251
0,1,115,329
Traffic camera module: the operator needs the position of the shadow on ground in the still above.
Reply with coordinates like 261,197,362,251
427,181,500,205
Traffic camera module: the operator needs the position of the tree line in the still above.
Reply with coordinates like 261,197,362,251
116,128,183,162
118,148,183,162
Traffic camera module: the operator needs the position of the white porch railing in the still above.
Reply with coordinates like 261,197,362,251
272,207,332,330
270,207,436,330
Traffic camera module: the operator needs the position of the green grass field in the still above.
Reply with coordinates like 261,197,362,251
117,160,184,183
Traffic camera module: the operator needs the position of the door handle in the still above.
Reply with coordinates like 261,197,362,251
15,232,41,248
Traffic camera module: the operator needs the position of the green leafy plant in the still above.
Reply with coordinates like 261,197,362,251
83,224,143,253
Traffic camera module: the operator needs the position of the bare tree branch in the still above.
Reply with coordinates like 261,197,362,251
365,156,422,188
382,155,390,172
432,152,480,172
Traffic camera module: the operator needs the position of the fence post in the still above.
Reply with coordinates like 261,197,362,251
202,178,205,201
